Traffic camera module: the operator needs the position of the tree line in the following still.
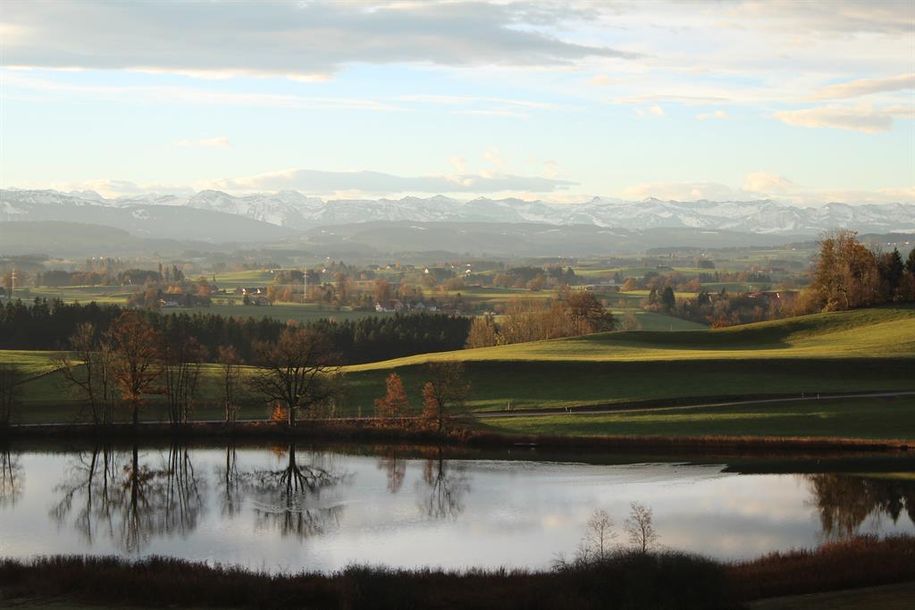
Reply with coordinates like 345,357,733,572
465,289,616,348
801,230,915,312
0,299,470,364
37,311,473,430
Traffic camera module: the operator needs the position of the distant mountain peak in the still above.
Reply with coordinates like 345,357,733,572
2,188,913,235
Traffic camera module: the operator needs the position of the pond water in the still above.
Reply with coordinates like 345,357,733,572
1,444,913,572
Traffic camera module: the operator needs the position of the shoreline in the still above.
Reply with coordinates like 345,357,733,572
2,537,914,609
2,419,911,454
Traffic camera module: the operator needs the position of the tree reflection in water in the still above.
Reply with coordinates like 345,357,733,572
51,445,205,552
377,448,406,494
248,443,345,538
0,447,23,508
214,445,245,517
807,474,915,540
416,447,469,520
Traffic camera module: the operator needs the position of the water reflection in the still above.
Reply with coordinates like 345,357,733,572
214,445,244,517
377,448,406,494
417,448,469,520
247,443,345,538
806,474,915,540
0,447,22,508
1,445,909,571
50,446,205,552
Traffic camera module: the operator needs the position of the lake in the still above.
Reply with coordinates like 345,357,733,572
1,444,913,573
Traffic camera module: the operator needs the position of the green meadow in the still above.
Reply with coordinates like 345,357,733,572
5,306,913,439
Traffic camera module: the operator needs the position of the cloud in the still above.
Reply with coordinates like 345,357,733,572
634,104,665,117
623,173,915,204
696,110,728,121
46,179,193,199
621,181,750,201
773,106,896,133
1,72,401,111
813,74,915,100
743,172,796,194
175,136,231,149
0,1,635,78
209,168,576,195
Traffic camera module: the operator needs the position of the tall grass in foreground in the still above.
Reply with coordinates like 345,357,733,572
2,537,914,609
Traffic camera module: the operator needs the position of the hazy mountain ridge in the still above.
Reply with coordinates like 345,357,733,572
2,189,914,235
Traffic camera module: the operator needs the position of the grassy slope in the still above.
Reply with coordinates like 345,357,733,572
348,307,915,369
338,307,915,414
478,396,915,441
5,307,915,434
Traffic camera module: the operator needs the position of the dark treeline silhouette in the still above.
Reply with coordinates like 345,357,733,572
0,298,470,364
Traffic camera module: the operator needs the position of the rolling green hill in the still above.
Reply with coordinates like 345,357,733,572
342,307,915,413
348,307,915,370
4,307,914,429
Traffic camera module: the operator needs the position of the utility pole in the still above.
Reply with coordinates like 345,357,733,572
303,265,308,304
10,268,16,299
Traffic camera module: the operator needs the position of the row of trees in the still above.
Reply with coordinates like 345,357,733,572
465,290,616,348
54,313,334,428
51,312,472,430
374,363,470,433
0,299,471,364
805,231,915,312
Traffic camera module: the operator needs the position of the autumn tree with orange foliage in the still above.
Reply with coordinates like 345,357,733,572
374,372,410,425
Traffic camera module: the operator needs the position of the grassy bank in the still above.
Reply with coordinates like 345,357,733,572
2,417,912,453
478,396,915,441
2,537,913,610
4,307,914,437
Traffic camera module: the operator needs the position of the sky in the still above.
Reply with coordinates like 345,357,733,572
1,0,913,204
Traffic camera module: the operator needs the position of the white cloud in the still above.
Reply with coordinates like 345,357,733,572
0,1,634,78
175,136,231,149
696,110,728,121
623,173,915,204
743,172,796,194
634,104,665,117
621,181,750,201
773,105,896,133
813,74,915,100
47,179,193,199
1,72,402,111
209,167,576,195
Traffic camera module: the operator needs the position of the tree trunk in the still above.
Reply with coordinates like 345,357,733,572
132,400,139,427
288,403,296,428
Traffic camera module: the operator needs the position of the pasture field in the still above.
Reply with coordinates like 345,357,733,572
166,302,394,324
6,306,913,435
477,395,915,441
347,306,915,368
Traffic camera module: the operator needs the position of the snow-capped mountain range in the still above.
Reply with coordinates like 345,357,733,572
2,188,914,235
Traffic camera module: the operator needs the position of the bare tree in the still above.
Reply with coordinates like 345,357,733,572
57,322,117,425
249,327,339,427
161,332,206,425
625,502,659,553
0,364,24,426
106,312,161,426
577,508,617,562
421,361,469,433
217,345,243,423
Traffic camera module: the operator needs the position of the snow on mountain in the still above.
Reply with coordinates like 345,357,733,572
1,189,913,235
